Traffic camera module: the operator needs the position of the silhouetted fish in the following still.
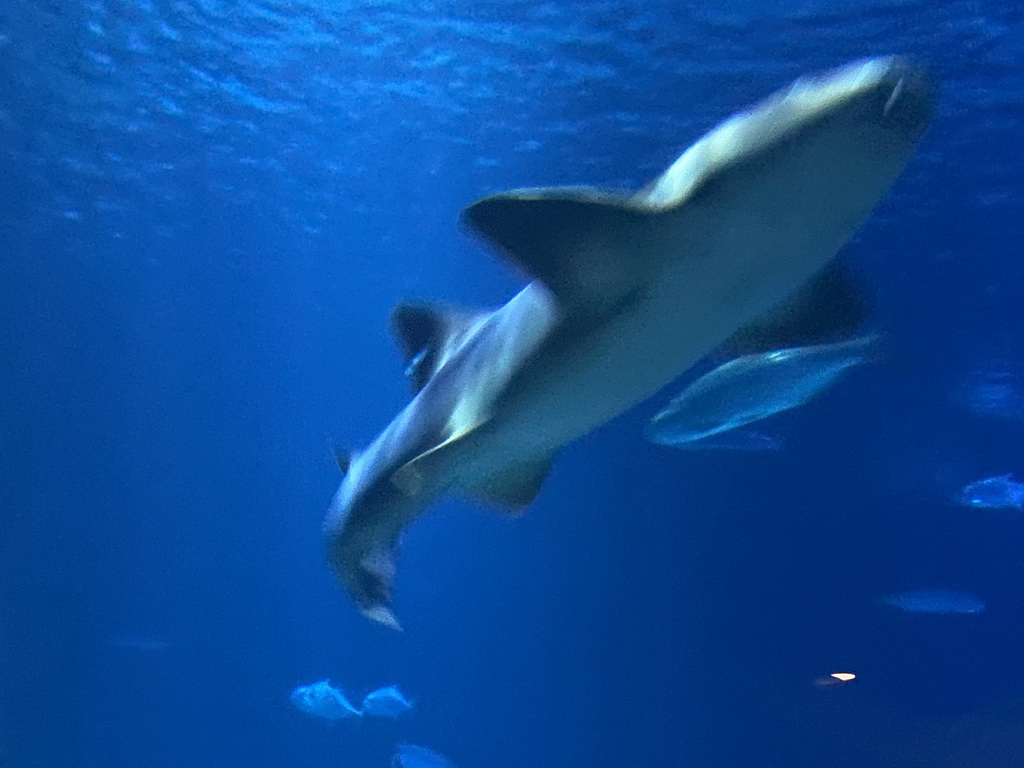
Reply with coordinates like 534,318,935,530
104,633,171,653
655,427,784,451
752,671,1024,768
393,744,454,768
957,473,1024,510
646,335,879,445
289,680,361,720
361,684,413,718
957,357,1024,423
881,589,985,615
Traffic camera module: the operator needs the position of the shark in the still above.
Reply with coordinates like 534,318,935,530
323,57,935,629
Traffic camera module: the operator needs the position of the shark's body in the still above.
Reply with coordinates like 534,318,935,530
324,57,935,628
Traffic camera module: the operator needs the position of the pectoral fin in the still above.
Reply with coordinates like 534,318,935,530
390,421,482,498
461,187,659,313
390,303,491,393
716,260,870,357
462,454,555,512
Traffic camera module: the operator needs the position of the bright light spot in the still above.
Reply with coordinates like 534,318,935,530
830,672,856,682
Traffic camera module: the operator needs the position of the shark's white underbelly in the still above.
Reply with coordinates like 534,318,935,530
479,246,838,468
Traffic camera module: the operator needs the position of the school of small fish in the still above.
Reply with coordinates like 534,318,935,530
289,680,447,766
645,331,1024,626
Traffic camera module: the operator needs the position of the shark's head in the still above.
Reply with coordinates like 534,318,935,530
821,57,935,159
641,56,936,224
842,56,934,134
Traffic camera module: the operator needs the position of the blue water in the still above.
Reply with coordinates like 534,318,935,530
2,1,1022,767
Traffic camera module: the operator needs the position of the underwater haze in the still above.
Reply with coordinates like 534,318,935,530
3,1,1024,767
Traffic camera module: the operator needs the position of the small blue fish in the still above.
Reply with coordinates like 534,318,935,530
289,680,362,721
104,633,170,653
957,357,1024,423
361,685,413,718
645,335,879,445
666,428,784,452
392,744,454,768
881,589,985,615
957,473,1024,510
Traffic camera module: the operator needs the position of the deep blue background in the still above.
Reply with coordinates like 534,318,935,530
2,1,1023,766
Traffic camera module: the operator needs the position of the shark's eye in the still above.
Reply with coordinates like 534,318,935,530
765,350,794,363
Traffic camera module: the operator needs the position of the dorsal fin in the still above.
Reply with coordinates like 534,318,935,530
389,302,489,393
461,186,657,312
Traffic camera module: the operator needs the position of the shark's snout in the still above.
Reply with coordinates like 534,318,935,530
874,58,937,138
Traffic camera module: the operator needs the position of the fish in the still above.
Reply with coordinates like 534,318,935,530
660,428,785,451
880,589,985,615
392,744,454,768
644,334,880,445
103,633,171,653
957,473,1024,510
360,684,413,718
957,357,1024,423
289,680,362,721
322,57,935,628
752,672,1024,768
812,671,857,687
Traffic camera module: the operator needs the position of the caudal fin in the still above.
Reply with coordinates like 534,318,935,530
326,526,404,632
